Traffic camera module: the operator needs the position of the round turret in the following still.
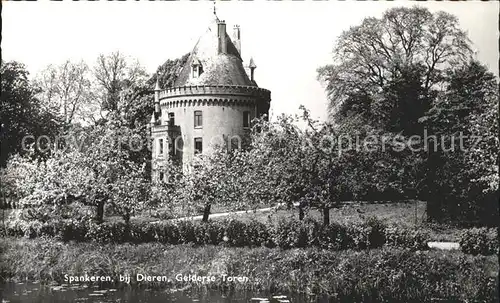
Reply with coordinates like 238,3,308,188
151,15,271,178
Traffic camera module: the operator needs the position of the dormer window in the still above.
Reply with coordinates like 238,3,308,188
191,58,203,78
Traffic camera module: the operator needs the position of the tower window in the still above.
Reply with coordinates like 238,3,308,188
243,111,251,128
159,139,164,156
194,137,203,154
168,112,175,126
159,172,164,182
194,111,203,128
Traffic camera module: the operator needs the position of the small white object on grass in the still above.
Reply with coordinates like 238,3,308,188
427,242,460,250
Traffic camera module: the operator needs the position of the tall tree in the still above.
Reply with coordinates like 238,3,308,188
152,53,190,88
93,51,148,114
0,61,60,167
317,6,472,133
34,60,94,126
119,54,191,167
315,7,500,225
419,61,499,224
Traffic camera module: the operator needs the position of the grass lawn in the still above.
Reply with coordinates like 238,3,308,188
227,200,427,225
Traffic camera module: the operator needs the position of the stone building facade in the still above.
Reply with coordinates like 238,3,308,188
150,14,271,181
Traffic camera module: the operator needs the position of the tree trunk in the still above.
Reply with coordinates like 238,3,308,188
95,200,105,224
202,203,211,222
322,207,330,225
122,211,131,239
298,204,305,220
123,212,131,226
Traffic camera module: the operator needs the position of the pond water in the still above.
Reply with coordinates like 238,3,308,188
1,282,326,303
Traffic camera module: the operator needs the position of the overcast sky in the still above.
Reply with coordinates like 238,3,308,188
3,0,498,121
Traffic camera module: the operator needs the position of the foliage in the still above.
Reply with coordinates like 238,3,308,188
2,238,498,302
86,221,128,243
2,215,431,252
0,61,61,167
346,216,387,249
244,219,273,247
4,215,499,256
459,228,499,256
151,53,190,89
93,51,149,113
2,118,151,224
385,225,430,251
1,152,95,221
247,110,407,224
419,61,499,224
34,60,94,125
177,146,268,222
317,6,497,225
273,218,311,249
317,6,471,127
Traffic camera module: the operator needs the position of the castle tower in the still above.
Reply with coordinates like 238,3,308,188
151,15,271,180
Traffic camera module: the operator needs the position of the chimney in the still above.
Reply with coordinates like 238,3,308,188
249,57,257,82
217,20,227,54
233,25,241,55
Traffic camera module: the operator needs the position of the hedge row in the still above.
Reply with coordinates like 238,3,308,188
459,228,499,256
1,217,432,251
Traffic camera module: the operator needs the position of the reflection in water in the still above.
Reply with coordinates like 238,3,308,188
1,282,323,303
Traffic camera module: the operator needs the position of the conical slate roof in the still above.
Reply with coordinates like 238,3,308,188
173,19,256,87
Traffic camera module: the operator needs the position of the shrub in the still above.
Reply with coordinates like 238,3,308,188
364,216,386,248
25,220,44,239
273,218,310,249
346,223,370,249
194,221,224,245
340,217,386,250
38,221,58,238
313,222,349,250
108,222,128,243
460,228,499,255
86,222,114,243
5,224,24,237
128,221,156,243
3,215,439,252
154,221,180,244
223,219,249,247
385,225,429,250
175,220,197,244
54,219,87,242
245,219,273,247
